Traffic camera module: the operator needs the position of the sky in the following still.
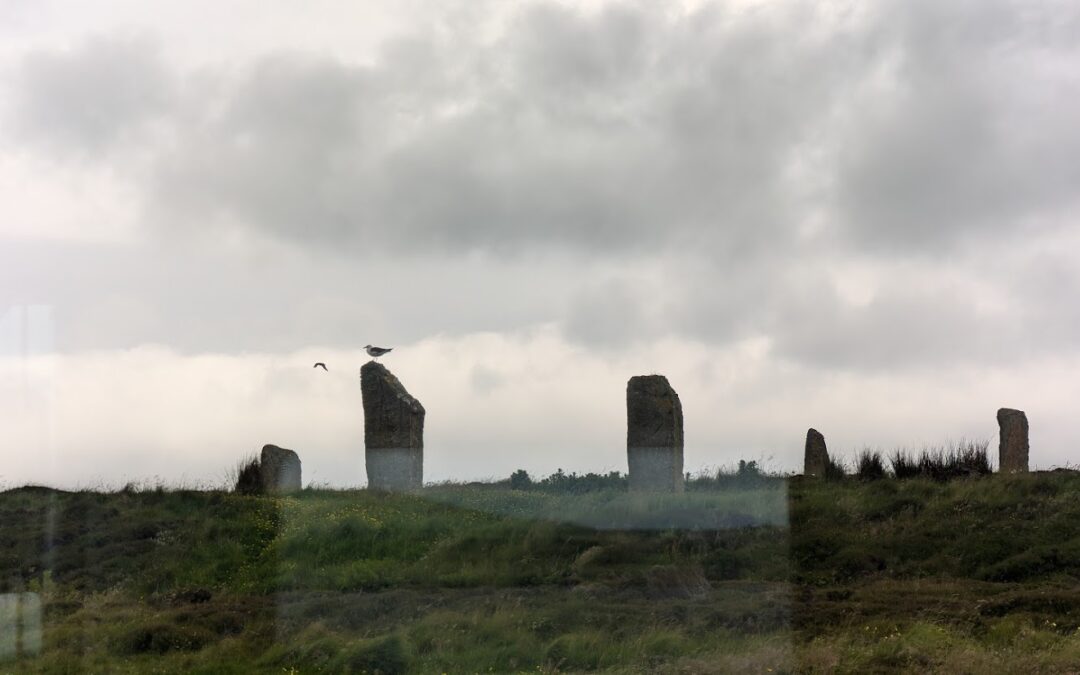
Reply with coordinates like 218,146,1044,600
2,0,1080,488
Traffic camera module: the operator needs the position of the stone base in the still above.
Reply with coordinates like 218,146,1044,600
366,447,423,491
628,446,684,492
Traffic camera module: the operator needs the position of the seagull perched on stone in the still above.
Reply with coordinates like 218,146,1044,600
313,362,327,371
364,344,392,360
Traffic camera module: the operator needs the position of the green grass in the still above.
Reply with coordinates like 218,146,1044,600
789,472,1080,583
3,471,1080,672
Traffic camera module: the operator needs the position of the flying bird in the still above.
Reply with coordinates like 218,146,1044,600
364,345,393,359
313,362,327,371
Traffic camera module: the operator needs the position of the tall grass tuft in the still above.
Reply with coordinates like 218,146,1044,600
233,455,262,495
824,456,847,482
889,440,991,481
953,439,993,475
889,450,920,479
856,449,886,481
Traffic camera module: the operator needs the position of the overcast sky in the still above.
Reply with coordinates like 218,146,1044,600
3,0,1080,488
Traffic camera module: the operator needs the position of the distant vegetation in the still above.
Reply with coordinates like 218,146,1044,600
505,467,627,493
503,439,993,492
506,460,782,494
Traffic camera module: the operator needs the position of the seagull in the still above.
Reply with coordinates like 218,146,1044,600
313,362,328,371
364,344,393,360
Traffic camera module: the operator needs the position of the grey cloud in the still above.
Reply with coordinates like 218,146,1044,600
152,54,372,246
0,2,36,36
6,0,1080,375
563,277,657,347
6,36,172,154
0,239,586,354
507,3,652,107
139,1,850,257
768,284,999,369
1001,250,1080,353
832,0,1080,251
665,256,785,344
763,257,1080,370
557,246,1080,371
8,1,1079,260
469,364,506,395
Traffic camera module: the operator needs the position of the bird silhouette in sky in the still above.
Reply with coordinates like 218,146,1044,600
313,362,328,371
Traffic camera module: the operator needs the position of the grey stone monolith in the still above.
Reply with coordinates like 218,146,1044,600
626,374,684,492
804,428,829,478
997,408,1029,473
361,361,425,491
260,444,301,493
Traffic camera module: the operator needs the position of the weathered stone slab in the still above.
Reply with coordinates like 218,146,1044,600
626,374,684,492
260,444,301,493
997,408,1029,473
804,428,829,477
361,361,425,490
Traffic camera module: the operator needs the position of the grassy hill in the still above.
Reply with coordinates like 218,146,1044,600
3,472,1080,673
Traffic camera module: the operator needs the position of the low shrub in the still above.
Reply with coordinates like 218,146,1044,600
234,455,262,495
737,459,765,482
509,469,533,490
953,439,992,476
856,449,887,481
890,450,920,479
824,456,846,482
534,469,626,494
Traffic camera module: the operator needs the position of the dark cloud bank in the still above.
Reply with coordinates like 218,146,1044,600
5,0,1080,369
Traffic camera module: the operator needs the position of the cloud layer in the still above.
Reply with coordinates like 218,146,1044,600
3,0,1080,484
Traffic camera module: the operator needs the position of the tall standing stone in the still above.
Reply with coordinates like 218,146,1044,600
260,444,302,493
997,408,1029,473
361,361,425,490
804,428,830,477
626,375,684,492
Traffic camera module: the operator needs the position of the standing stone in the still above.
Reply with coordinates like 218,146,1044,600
626,375,684,492
997,408,1029,473
260,444,302,493
361,361,425,491
804,428,829,477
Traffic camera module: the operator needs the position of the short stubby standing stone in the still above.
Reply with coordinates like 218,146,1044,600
260,444,302,493
804,428,830,478
626,375,684,492
361,361,425,491
997,408,1029,473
